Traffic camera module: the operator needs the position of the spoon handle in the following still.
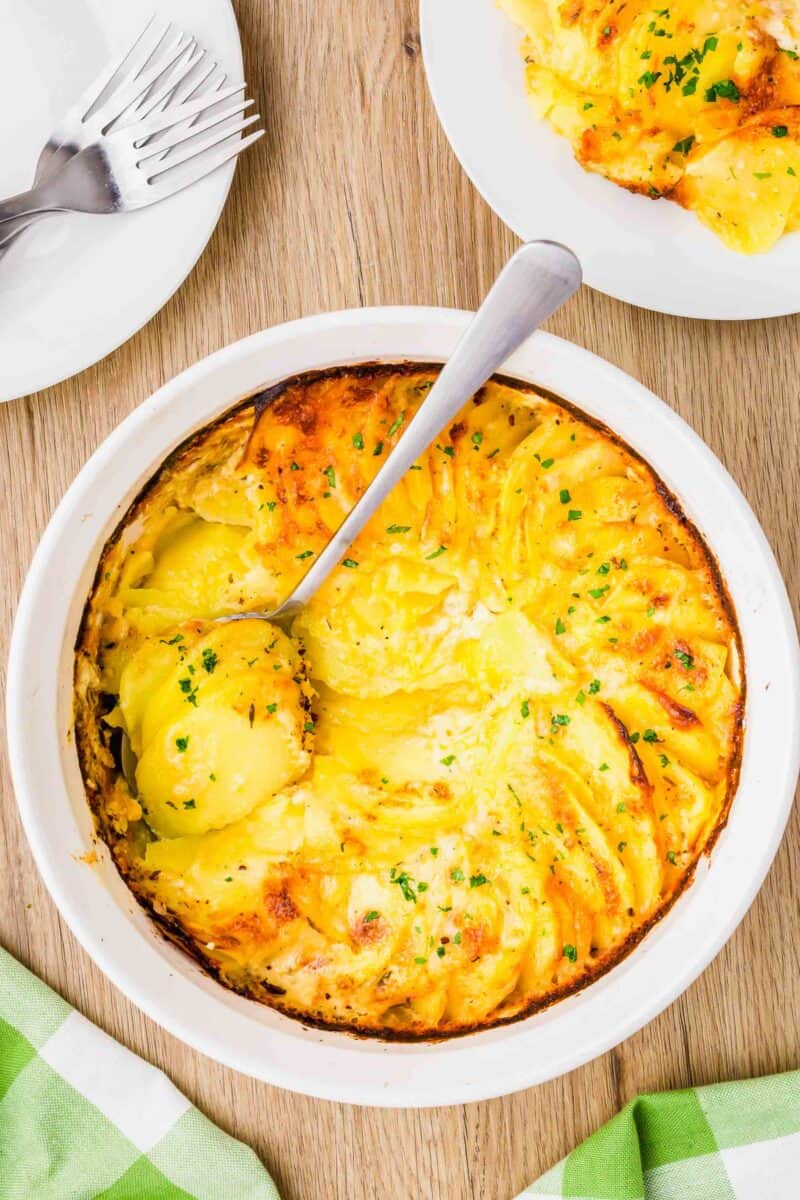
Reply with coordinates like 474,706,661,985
272,240,581,619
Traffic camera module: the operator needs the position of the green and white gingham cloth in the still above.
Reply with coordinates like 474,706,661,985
519,1070,800,1200
0,946,280,1199
2,943,798,1199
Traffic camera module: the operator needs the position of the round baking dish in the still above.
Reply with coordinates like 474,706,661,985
7,309,799,1106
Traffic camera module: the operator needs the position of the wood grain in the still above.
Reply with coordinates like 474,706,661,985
0,3,798,1197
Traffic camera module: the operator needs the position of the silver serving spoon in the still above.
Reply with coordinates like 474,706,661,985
117,240,581,793
224,239,582,632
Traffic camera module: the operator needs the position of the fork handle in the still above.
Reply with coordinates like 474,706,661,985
0,184,66,225
0,213,45,247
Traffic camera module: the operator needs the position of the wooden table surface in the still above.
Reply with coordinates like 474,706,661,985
1,4,798,1197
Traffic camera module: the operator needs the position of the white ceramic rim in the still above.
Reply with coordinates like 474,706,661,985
7,307,800,1107
419,0,800,320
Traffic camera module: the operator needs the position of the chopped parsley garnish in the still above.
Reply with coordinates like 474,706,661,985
595,615,611,625
266,703,277,714
323,465,336,488
373,441,384,456
639,70,662,88
576,689,586,706
562,943,578,963
705,79,739,103
178,678,198,706
365,911,379,923
450,868,465,883
183,799,196,809
426,545,447,559
352,432,364,450
436,946,446,958
520,699,531,718
599,762,610,771
540,457,555,469
296,549,314,560
617,801,627,813
440,754,456,766
387,413,405,436
469,873,489,888
551,713,570,728
672,135,695,155
390,868,417,903
660,753,671,767
642,728,659,743
453,931,462,944
342,558,359,568
414,956,427,965
162,633,184,646
559,488,571,504
175,736,189,752
772,125,789,138
386,524,411,534
666,850,678,865
567,509,582,521
588,679,601,694
555,617,566,635
675,648,694,670
471,431,483,446
588,585,609,599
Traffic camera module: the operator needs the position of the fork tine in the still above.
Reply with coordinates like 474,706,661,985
131,43,209,121
134,82,247,142
99,32,194,132
137,68,229,166
137,99,254,160
145,115,261,178
146,128,264,200
79,17,170,122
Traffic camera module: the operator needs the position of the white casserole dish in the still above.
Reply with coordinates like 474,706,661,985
7,308,799,1106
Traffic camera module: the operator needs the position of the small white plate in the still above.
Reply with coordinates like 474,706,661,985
7,308,800,1106
0,0,243,402
420,0,800,319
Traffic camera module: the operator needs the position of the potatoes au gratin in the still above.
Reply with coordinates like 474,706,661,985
75,366,744,1038
499,0,800,252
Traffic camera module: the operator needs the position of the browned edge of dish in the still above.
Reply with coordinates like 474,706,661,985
73,361,746,1043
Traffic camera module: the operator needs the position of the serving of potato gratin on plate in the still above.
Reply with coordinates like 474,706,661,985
74,365,744,1038
499,0,800,252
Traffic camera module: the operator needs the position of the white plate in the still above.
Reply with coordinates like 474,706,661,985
420,0,800,319
0,0,242,402
7,309,800,1106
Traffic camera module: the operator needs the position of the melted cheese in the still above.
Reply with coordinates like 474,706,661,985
499,0,800,252
74,367,743,1036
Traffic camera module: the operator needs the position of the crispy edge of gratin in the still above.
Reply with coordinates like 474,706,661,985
73,362,746,1041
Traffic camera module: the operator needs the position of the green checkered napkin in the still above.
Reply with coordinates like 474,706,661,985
0,945,279,1199
519,1070,800,1199
3,943,798,1200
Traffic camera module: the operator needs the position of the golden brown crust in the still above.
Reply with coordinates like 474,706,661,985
74,363,744,1040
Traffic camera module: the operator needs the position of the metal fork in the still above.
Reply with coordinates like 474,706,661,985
0,19,261,240
0,19,224,251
